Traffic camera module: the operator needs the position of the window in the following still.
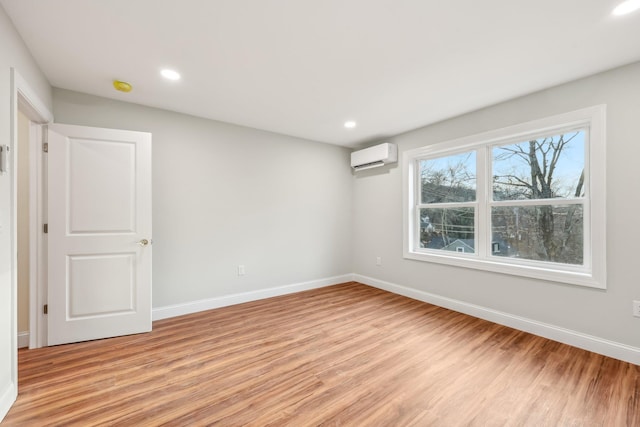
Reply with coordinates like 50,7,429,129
403,106,606,288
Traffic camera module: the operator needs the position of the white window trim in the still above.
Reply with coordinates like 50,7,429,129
403,105,606,289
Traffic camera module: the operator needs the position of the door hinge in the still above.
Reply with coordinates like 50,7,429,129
43,304,48,315
43,143,49,153
43,223,48,234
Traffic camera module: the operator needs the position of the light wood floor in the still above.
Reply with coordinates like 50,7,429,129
4,282,640,426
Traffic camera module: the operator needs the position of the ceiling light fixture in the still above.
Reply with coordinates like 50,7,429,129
612,0,640,16
161,69,181,81
344,121,357,129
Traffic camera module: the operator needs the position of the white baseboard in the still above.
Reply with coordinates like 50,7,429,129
17,331,29,349
153,274,354,321
354,274,640,366
0,382,16,424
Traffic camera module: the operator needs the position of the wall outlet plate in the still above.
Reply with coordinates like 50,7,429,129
0,145,8,174
633,300,640,318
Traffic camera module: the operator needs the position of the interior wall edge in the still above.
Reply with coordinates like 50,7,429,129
0,381,16,423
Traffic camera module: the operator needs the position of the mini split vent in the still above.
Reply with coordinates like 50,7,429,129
350,142,398,171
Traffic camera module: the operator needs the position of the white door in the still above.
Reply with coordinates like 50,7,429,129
47,123,152,346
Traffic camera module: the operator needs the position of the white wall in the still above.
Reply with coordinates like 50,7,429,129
0,4,52,420
52,89,353,309
353,61,640,351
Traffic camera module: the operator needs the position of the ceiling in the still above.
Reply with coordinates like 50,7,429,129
3,0,640,147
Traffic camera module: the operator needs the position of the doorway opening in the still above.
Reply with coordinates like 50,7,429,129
11,68,53,357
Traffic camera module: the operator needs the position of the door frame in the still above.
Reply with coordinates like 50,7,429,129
27,122,48,349
10,68,53,370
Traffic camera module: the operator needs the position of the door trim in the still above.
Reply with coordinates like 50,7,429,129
28,123,47,349
9,67,53,372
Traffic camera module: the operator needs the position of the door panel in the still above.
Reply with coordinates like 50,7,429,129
68,254,135,318
47,123,152,346
68,138,136,233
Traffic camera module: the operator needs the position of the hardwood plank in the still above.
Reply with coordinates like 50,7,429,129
4,282,639,426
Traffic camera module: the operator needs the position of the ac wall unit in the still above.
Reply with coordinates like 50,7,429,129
350,142,398,171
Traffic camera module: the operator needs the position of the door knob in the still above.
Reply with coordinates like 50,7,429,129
137,239,151,246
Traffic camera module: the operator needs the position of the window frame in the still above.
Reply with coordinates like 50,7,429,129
403,105,606,289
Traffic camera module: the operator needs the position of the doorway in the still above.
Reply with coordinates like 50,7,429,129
14,115,154,349
11,69,52,351
3,68,53,419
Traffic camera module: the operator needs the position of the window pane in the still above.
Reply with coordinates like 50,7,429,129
420,151,476,204
419,208,475,253
492,130,585,201
491,205,583,265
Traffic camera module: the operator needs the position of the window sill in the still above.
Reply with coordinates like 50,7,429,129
403,249,605,289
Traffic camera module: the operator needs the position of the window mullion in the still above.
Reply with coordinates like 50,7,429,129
476,147,489,258
490,198,585,208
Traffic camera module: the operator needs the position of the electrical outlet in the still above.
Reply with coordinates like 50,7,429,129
376,256,382,266
237,265,245,276
633,300,640,318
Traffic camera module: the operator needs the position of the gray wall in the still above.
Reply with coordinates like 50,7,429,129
0,4,52,418
52,89,353,308
353,61,640,348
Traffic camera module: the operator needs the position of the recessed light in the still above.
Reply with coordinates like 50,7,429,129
612,0,640,16
344,121,357,129
161,69,181,81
